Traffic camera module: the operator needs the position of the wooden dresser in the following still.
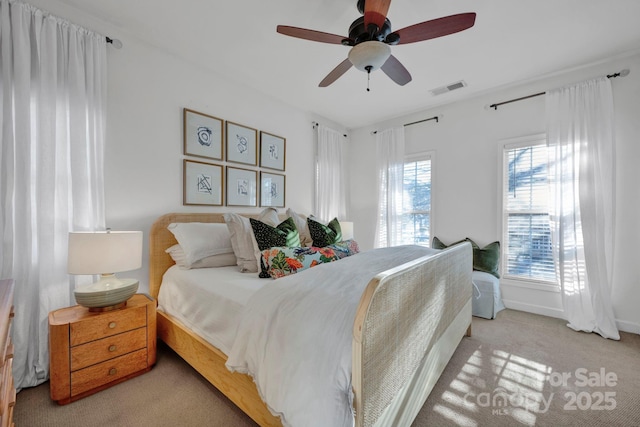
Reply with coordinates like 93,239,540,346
49,294,156,404
0,279,16,427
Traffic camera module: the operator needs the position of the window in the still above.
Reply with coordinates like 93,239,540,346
401,153,432,246
502,136,556,283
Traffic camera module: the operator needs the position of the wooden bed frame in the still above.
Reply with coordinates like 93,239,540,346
149,212,473,427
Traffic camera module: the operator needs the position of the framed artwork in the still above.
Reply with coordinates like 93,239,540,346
226,121,257,166
260,171,286,208
226,166,257,207
260,131,286,171
183,108,223,160
183,159,223,206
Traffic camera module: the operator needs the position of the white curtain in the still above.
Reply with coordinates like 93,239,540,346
0,0,107,388
315,124,347,222
546,77,619,340
375,127,405,248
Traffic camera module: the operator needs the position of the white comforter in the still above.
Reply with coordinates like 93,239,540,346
225,245,438,427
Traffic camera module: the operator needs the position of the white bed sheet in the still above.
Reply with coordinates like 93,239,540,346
157,265,266,355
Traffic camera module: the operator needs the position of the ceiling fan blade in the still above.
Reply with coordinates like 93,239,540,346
277,25,348,45
319,58,353,87
381,55,411,86
395,13,476,45
364,0,392,30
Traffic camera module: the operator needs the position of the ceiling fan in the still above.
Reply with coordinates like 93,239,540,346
277,0,476,89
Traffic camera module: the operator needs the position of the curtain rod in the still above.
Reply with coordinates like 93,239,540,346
312,122,347,137
371,115,442,135
487,69,630,110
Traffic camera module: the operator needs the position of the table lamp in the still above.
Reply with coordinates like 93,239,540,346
340,221,354,241
68,230,143,311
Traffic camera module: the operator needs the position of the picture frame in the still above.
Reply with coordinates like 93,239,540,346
183,108,223,160
226,166,257,207
183,159,223,206
260,171,286,208
260,131,286,171
226,121,257,166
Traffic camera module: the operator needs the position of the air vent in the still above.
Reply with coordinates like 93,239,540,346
430,80,467,96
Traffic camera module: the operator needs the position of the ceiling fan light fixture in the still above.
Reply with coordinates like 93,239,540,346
348,41,391,71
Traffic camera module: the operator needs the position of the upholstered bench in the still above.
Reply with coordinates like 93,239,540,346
471,271,505,319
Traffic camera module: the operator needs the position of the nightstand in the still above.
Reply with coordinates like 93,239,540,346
49,294,156,404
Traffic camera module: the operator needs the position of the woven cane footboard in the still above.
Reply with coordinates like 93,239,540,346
352,242,473,427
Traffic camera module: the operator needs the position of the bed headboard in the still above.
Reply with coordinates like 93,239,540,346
148,212,286,300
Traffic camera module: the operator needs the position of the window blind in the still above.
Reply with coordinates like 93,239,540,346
402,155,431,246
503,141,556,282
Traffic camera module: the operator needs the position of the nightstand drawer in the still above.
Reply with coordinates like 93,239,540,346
70,305,146,346
0,356,14,418
71,348,148,397
71,328,147,371
0,337,11,372
0,336,8,370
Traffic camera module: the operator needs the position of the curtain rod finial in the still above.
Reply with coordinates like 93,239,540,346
620,69,630,77
106,37,123,49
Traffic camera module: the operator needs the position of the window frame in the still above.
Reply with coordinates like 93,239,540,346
402,151,434,247
499,134,559,291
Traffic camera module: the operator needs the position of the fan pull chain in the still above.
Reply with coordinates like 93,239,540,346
366,65,372,92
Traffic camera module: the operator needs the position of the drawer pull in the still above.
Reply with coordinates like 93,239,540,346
108,322,116,329
108,345,117,352
109,368,117,376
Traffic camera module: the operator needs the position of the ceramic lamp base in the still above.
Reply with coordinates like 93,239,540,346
87,301,127,312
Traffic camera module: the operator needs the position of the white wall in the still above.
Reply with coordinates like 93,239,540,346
348,53,640,334
104,37,322,293
26,0,346,294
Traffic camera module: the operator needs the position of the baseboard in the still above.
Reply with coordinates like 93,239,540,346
502,298,565,319
503,299,640,335
615,319,640,335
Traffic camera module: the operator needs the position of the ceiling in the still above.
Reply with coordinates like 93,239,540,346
48,0,640,129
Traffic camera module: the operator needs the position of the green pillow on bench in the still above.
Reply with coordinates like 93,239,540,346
432,236,500,278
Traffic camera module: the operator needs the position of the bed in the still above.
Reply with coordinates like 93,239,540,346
149,212,473,427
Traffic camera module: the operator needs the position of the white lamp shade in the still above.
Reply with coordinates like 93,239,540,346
348,41,391,71
341,221,354,241
68,231,143,275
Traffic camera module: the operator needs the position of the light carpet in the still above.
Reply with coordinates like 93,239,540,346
13,309,640,426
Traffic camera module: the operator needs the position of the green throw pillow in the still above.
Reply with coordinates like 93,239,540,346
432,236,477,250
250,217,301,278
468,239,501,279
432,236,500,278
307,217,342,247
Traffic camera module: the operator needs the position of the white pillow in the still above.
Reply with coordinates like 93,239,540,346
166,244,188,266
286,208,312,247
166,244,237,269
167,222,233,267
224,208,279,273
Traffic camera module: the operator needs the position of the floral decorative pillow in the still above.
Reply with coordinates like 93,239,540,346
261,240,360,279
329,239,360,259
250,217,301,278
